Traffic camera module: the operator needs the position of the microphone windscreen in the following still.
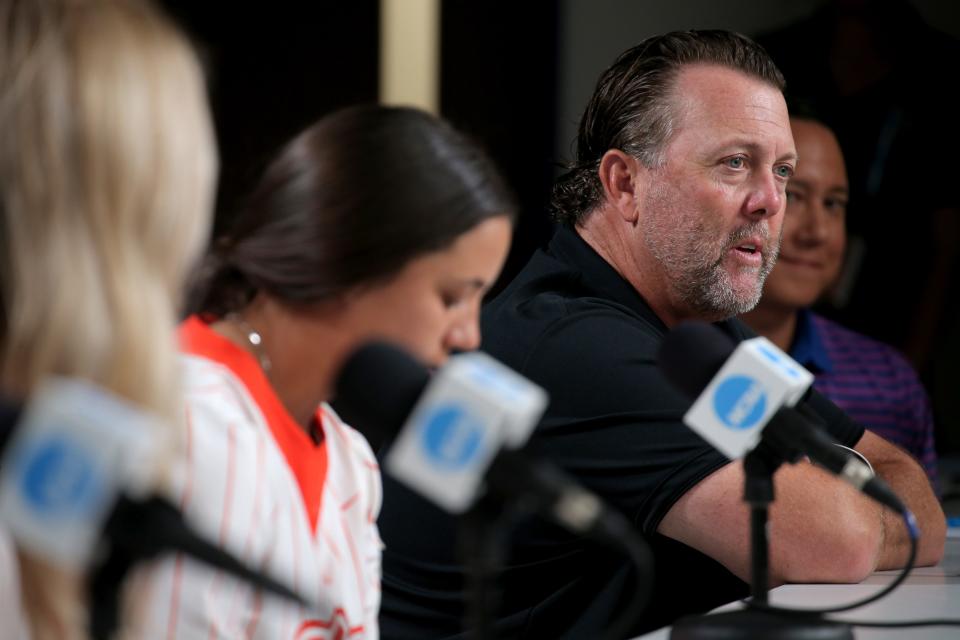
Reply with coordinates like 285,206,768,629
657,322,736,399
331,341,430,449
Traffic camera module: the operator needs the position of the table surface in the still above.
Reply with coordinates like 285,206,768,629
636,528,960,639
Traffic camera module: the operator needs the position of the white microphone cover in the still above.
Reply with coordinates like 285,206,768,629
385,351,547,513
683,336,813,460
0,378,165,570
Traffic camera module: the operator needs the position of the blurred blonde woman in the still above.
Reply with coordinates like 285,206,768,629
0,0,217,637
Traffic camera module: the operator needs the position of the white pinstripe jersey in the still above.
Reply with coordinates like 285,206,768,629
139,317,382,639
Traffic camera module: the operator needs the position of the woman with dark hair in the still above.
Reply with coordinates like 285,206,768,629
140,104,515,638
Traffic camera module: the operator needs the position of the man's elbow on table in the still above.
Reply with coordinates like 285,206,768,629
769,509,883,585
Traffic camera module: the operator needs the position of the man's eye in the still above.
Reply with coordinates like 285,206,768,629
775,165,794,179
825,198,848,213
726,157,745,169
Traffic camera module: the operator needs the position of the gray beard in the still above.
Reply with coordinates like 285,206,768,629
652,222,781,321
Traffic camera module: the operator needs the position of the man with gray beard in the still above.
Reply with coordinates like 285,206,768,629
376,30,945,639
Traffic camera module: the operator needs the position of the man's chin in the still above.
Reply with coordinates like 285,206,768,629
694,286,763,320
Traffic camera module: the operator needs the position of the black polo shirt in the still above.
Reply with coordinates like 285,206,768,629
377,226,865,639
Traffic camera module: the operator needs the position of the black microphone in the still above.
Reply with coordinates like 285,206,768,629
333,341,634,541
657,322,906,515
334,341,654,640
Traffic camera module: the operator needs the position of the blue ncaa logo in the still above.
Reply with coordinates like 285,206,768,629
712,376,767,430
420,405,485,470
17,435,102,516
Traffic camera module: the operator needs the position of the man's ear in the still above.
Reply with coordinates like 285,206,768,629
598,149,642,223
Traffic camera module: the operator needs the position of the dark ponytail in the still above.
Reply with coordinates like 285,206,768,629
188,105,516,316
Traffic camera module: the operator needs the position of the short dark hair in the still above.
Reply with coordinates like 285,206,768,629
786,94,832,128
551,30,786,226
189,105,516,316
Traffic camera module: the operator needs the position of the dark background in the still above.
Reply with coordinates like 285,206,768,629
159,0,960,462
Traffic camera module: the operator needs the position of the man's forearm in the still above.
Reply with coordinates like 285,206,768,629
866,440,945,569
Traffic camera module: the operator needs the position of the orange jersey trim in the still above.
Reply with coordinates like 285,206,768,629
179,315,328,533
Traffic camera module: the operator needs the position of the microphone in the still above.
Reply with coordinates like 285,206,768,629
335,342,654,640
657,322,905,515
334,341,632,539
0,377,307,638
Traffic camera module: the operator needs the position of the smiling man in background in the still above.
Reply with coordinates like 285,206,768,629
741,108,939,490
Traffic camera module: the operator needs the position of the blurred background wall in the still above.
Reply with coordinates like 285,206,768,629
158,0,960,466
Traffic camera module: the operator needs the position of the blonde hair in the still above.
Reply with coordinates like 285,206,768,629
0,0,217,636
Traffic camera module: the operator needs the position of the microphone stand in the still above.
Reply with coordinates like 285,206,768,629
460,492,514,640
670,442,853,640
743,444,779,606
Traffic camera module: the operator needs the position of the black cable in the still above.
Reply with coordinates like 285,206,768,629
745,509,960,629
591,508,654,640
501,456,654,640
476,450,655,640
747,510,919,616
460,484,654,640
460,495,510,640
844,618,960,628
503,504,653,640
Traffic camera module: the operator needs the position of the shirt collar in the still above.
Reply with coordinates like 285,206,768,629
789,308,833,374
548,225,670,333
546,225,754,341
178,315,329,533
